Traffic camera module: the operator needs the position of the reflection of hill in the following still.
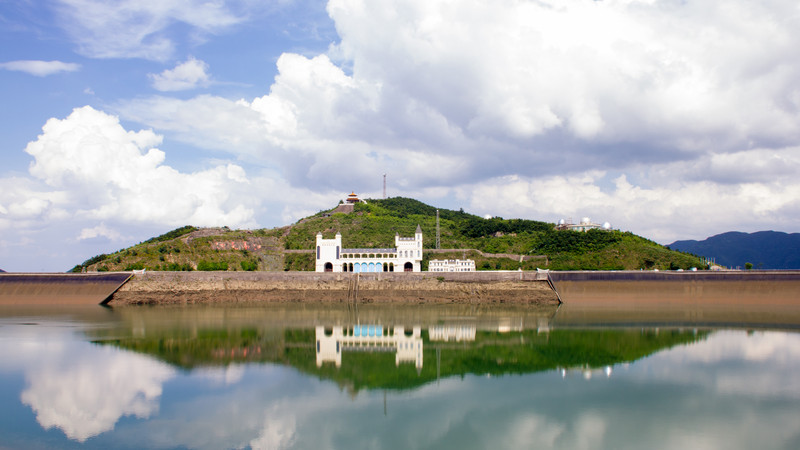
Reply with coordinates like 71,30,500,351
94,327,706,392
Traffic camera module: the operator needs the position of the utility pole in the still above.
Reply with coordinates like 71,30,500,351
436,209,441,250
383,173,386,199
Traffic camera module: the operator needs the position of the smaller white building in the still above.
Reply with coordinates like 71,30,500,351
429,324,477,342
428,259,476,272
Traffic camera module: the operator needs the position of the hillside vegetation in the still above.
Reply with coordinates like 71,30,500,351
70,197,704,272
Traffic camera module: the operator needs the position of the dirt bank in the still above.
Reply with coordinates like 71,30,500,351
111,271,559,305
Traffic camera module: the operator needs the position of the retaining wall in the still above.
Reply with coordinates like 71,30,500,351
111,270,556,305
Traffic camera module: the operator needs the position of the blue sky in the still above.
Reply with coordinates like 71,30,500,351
2,0,800,272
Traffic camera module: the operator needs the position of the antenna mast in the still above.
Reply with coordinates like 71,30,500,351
436,209,441,249
383,173,386,199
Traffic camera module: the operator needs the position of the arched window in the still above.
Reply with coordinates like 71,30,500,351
404,262,413,272
316,246,320,259
324,262,333,272
342,263,348,272
336,246,340,259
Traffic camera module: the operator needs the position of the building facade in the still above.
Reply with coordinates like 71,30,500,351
315,225,423,272
428,259,476,272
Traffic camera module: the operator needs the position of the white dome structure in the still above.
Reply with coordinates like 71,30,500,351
602,222,612,230
581,217,591,225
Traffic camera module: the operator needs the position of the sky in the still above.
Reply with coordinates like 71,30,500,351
1,0,799,272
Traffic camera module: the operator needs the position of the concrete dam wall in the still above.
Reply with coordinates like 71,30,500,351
0,273,132,305
548,270,800,306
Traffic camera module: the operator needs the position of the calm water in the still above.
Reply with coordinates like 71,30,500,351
0,303,799,449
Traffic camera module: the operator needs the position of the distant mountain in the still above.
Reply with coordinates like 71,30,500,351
669,231,800,269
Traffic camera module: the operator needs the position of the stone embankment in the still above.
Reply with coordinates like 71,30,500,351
111,271,558,305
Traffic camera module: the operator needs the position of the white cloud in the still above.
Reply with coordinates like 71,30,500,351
149,57,211,91
53,0,248,60
22,105,257,228
78,223,125,241
5,0,800,270
0,105,353,270
463,167,800,244
0,60,80,76
113,0,800,244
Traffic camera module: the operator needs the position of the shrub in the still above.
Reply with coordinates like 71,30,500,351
240,259,258,271
197,260,229,271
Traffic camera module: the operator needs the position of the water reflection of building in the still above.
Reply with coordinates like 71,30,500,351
315,325,423,370
429,325,477,342
560,365,614,380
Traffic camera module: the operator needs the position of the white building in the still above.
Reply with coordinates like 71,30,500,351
315,325,423,370
556,217,612,232
428,259,476,272
315,225,423,272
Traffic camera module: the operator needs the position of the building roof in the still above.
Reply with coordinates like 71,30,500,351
346,192,360,203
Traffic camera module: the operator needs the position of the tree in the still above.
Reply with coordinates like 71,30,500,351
745,262,753,270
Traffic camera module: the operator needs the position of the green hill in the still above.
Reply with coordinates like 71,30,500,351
70,197,705,272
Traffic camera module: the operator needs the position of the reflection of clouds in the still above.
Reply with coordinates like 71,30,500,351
112,364,302,450
572,414,606,450
679,331,800,363
505,413,564,447
249,404,296,450
4,323,800,449
196,364,245,385
641,331,800,399
9,335,175,442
